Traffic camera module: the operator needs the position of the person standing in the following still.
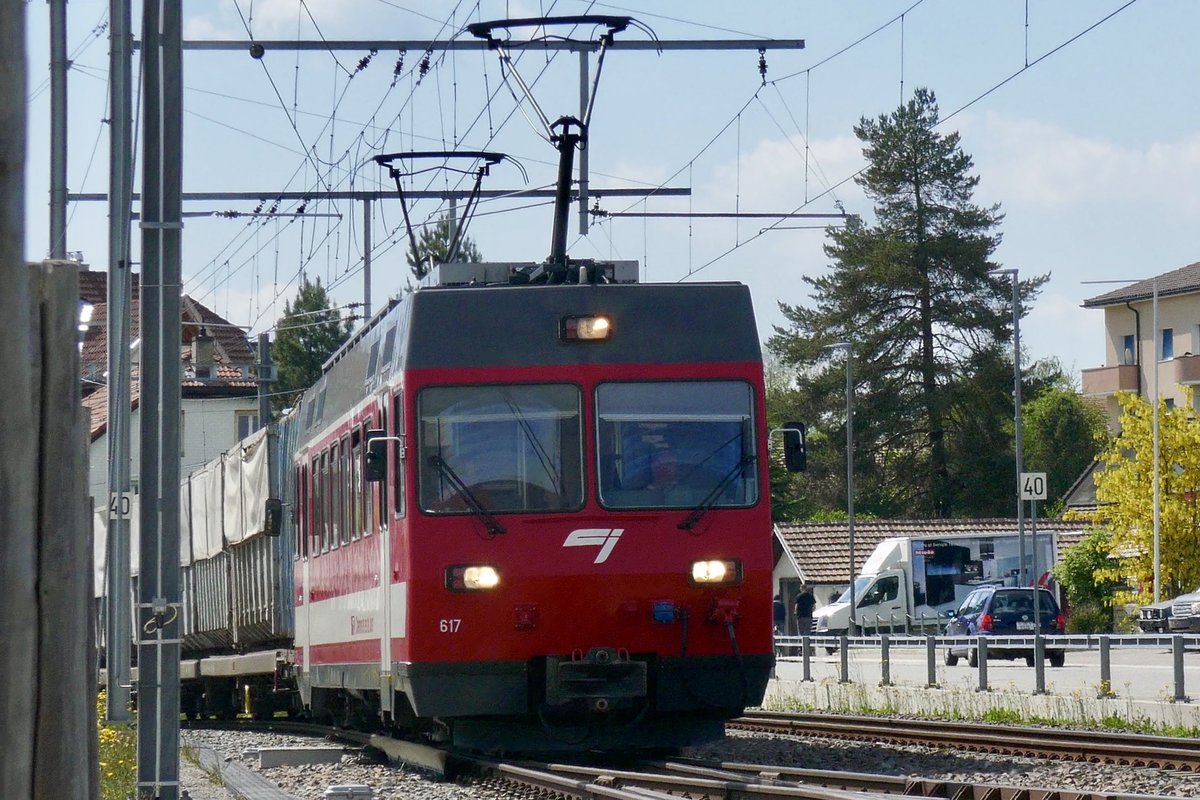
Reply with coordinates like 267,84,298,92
794,584,816,636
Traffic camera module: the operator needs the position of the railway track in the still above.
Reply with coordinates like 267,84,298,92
732,711,1200,771
185,718,1193,800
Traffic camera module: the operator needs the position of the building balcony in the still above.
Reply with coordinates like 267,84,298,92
1173,354,1200,386
1081,364,1140,396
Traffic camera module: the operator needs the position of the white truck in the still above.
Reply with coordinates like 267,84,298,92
813,532,1058,636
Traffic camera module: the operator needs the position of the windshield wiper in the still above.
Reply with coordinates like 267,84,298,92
678,455,754,531
428,455,506,535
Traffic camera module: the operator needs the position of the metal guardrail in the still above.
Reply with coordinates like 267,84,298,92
772,633,1200,700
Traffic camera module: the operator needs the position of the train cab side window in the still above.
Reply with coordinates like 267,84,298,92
392,392,406,519
295,464,308,559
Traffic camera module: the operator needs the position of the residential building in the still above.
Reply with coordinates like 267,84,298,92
78,266,260,505
1080,261,1200,427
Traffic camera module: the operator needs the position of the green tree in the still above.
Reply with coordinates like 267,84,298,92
271,277,353,412
406,213,483,279
1072,390,1200,599
1021,372,1109,513
1052,527,1120,631
768,87,1047,518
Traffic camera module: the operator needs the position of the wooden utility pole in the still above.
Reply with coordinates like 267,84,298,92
0,5,37,798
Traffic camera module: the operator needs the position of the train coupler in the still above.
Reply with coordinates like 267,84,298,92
544,647,647,711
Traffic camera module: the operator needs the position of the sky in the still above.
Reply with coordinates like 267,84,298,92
21,1,1200,380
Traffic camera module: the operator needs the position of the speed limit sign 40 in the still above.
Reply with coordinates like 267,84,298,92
1020,472,1047,500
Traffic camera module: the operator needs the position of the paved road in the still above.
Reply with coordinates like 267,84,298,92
772,642,1200,703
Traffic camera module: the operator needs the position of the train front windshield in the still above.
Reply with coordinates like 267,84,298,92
418,384,584,513
596,381,758,510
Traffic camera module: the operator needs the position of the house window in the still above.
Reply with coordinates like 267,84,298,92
1162,328,1174,360
236,410,259,439
1122,334,1136,365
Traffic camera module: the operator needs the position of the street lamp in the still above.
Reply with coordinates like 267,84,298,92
1083,277,1161,602
826,341,855,634
989,268,1027,586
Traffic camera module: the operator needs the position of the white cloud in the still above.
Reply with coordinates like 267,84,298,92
962,112,1200,215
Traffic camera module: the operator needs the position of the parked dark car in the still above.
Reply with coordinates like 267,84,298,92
944,586,1065,667
1138,599,1174,633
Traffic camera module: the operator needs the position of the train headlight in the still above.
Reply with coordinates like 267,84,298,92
561,314,612,341
689,559,742,586
446,565,501,591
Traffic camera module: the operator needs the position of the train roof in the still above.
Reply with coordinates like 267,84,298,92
295,262,762,443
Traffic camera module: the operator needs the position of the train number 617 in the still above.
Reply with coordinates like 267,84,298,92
439,619,461,633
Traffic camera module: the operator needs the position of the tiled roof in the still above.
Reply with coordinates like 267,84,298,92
78,269,110,305
79,271,258,439
775,518,1089,585
1082,261,1200,308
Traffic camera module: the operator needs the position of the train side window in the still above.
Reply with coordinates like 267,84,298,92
392,392,406,519
380,326,397,374
315,451,326,555
366,340,381,382
341,434,352,545
333,438,343,551
351,428,364,541
324,448,333,554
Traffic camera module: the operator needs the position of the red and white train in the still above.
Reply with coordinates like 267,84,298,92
175,259,804,752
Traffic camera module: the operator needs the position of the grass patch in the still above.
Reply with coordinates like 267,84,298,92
97,692,137,800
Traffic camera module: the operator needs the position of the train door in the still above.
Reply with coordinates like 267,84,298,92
295,453,313,705
375,391,393,717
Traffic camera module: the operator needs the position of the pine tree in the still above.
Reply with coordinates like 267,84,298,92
271,277,353,411
768,88,1048,518
406,213,483,279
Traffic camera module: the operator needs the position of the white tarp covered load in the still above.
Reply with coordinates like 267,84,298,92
189,460,224,561
239,427,269,540
223,446,245,544
91,495,192,596
179,477,194,566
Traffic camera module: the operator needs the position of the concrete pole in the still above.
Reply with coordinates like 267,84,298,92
1152,277,1161,603
1013,274,1026,585
105,0,134,723
137,2,183,797
578,49,590,235
845,345,856,635
258,332,271,429
362,197,371,318
49,0,68,258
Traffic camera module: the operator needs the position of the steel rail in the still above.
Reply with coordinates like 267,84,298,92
732,711,1200,770
649,757,1182,800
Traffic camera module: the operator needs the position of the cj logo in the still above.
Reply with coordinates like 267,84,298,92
563,528,624,564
